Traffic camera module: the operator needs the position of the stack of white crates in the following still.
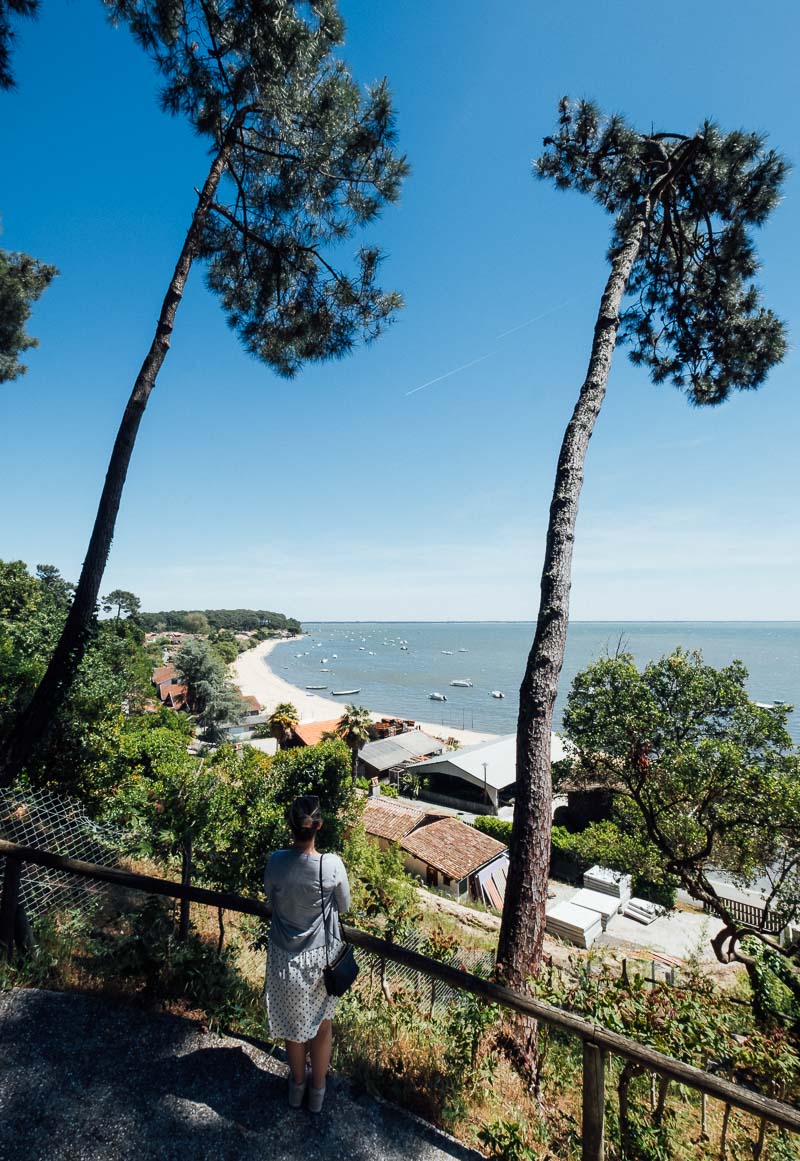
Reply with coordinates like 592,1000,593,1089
583,865,632,903
545,900,603,949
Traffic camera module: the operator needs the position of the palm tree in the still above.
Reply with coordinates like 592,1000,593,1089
496,100,788,1000
335,705,373,782
268,703,300,751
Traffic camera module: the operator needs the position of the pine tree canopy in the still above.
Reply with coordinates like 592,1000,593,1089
0,249,57,383
104,0,409,376
537,98,788,404
0,0,37,89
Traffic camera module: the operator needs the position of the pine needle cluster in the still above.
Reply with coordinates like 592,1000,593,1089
104,0,409,375
537,98,788,405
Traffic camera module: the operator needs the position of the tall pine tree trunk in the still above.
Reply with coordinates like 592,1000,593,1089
0,137,235,789
496,208,649,992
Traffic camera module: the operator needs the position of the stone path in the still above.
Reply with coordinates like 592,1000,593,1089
0,989,483,1161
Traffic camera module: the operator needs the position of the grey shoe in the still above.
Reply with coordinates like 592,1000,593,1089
307,1085,326,1114
288,1070,308,1109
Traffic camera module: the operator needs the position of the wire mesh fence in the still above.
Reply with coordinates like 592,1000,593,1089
0,784,126,915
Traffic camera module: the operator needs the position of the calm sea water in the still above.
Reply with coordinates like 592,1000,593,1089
269,622,800,743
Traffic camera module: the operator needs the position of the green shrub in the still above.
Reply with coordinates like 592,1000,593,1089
473,816,512,843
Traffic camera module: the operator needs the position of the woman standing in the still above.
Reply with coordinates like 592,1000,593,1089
264,795,351,1113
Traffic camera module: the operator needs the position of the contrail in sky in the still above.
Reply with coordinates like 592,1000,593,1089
404,352,495,397
495,298,575,339
404,298,575,398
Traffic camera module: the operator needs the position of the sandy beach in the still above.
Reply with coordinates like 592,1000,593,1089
232,638,499,747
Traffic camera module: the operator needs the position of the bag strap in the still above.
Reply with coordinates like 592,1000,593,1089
319,853,332,968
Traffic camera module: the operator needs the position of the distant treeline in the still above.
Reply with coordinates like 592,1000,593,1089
139,609,301,634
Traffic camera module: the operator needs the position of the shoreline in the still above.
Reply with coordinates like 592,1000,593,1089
232,637,500,747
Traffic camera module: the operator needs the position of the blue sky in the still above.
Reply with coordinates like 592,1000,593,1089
1,0,798,621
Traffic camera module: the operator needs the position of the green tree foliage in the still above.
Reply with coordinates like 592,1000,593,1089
498,99,788,996
0,0,404,787
138,608,300,633
174,637,245,739
562,648,800,997
182,611,211,635
0,248,56,382
0,0,36,90
269,738,355,852
101,588,141,620
267,701,300,749
335,703,373,781
0,560,151,802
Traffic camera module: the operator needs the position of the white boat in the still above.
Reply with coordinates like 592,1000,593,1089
332,688,361,696
490,690,505,699
368,651,376,655
441,650,454,655
332,654,338,659
429,692,447,701
400,645,408,651
306,685,328,690
457,648,468,652
321,658,329,663
450,679,473,688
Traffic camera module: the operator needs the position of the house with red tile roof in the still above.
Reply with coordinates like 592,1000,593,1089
162,684,188,711
290,719,343,747
360,795,508,908
152,664,178,688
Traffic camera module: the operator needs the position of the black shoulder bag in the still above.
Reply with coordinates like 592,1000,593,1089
319,854,359,997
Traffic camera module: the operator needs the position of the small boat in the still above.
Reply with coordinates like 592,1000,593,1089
450,679,473,688
319,668,332,673
295,653,304,658
306,685,328,690
332,688,361,696
429,692,447,701
321,658,329,663
332,654,338,659
400,645,408,651
441,650,454,655
490,690,505,699
358,647,365,651
457,648,468,653
368,651,376,655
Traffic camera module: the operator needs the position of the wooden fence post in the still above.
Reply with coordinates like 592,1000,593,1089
0,856,22,960
582,1040,606,1161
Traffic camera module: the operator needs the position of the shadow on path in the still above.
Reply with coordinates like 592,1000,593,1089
0,989,483,1161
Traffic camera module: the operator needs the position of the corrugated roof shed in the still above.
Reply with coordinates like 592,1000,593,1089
402,817,507,880
414,732,567,791
359,731,445,773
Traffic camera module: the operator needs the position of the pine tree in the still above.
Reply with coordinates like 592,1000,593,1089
0,0,37,90
496,100,788,1000
0,0,407,788
0,249,56,383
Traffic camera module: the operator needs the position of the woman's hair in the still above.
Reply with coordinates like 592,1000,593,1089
287,795,323,842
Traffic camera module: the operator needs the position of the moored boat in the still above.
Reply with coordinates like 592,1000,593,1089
332,688,361,696
450,679,473,688
429,692,447,701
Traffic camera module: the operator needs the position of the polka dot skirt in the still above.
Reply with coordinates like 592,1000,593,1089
265,938,343,1042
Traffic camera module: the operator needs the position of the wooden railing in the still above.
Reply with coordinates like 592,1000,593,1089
1,837,799,1159
704,895,787,936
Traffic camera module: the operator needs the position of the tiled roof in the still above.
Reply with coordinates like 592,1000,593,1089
362,797,431,843
164,684,188,709
242,695,262,713
292,719,343,746
152,664,177,686
401,816,507,880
